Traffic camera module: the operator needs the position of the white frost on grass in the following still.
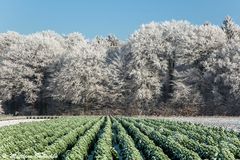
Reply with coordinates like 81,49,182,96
0,119,46,128
160,116,240,132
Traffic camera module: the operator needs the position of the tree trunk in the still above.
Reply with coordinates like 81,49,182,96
162,57,175,103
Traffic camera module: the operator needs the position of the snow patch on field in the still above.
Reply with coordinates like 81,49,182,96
0,119,46,128
160,117,240,132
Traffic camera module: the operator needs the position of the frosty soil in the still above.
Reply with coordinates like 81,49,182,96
157,116,240,132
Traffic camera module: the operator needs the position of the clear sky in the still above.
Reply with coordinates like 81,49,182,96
0,0,239,40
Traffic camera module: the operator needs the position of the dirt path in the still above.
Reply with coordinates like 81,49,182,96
0,119,46,128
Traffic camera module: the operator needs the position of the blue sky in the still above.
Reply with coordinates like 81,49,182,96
0,0,239,40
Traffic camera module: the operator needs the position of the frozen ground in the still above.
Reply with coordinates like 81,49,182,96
158,116,240,132
0,116,239,132
0,119,46,128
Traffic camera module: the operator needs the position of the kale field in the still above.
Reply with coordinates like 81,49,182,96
0,116,240,160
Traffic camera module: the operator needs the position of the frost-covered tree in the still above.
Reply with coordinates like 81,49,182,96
103,35,126,110
126,22,168,112
49,34,114,113
155,21,199,106
203,20,240,115
126,21,202,113
0,32,38,114
0,31,65,114
203,39,240,115
222,16,240,40
186,24,227,114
